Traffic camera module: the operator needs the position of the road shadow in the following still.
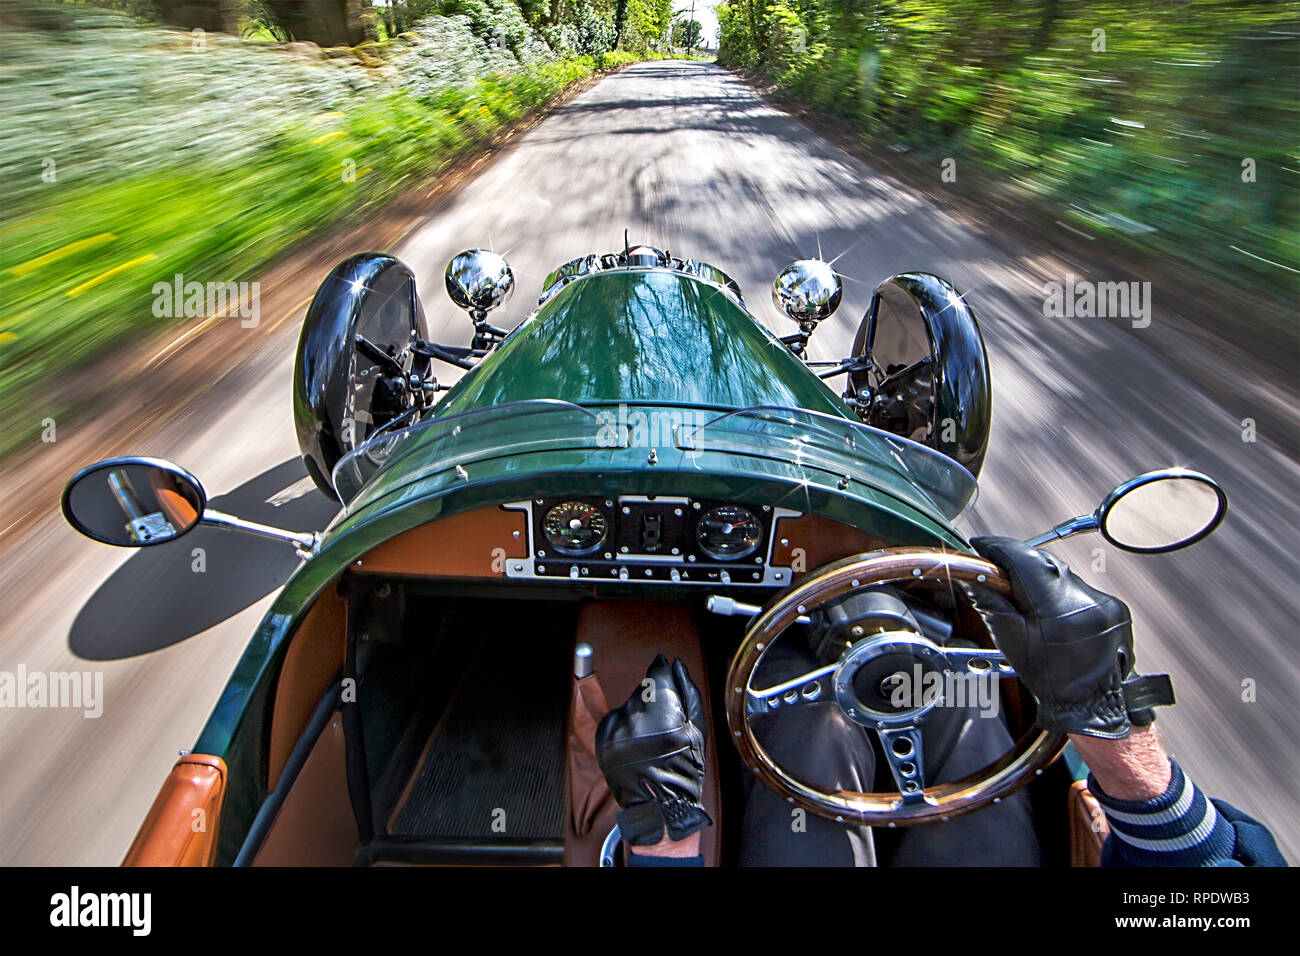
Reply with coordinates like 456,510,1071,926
69,457,338,661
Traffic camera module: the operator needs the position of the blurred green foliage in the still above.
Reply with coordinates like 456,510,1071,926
0,2,653,456
717,1,1299,293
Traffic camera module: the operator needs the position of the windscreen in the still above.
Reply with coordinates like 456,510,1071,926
332,401,977,520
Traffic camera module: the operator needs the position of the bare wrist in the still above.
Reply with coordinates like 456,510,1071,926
627,830,702,858
1069,723,1172,801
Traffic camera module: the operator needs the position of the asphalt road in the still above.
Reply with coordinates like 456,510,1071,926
1,60,1295,865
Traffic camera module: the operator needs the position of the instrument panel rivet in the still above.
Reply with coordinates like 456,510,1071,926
838,476,850,489
977,574,987,583
835,816,844,823
993,797,1001,804
912,568,922,576
756,642,765,650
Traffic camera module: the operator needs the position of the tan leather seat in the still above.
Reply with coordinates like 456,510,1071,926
563,600,722,866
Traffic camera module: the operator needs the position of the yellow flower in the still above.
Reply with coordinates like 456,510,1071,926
10,234,116,278
66,253,157,298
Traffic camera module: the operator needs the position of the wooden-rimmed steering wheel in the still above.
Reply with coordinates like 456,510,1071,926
725,548,1067,826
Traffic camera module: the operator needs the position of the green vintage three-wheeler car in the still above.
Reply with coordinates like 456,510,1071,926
62,243,1227,866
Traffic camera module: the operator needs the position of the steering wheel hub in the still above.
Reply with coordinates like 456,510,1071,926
833,630,950,727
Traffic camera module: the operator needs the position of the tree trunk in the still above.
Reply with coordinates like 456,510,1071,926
155,0,240,35
261,0,366,47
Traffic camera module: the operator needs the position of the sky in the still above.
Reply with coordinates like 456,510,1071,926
676,2,721,46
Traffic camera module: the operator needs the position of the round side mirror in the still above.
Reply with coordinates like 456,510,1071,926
1098,469,1227,554
445,249,515,315
772,259,843,325
62,457,206,547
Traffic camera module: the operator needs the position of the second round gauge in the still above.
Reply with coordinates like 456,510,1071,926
542,500,608,555
695,505,762,560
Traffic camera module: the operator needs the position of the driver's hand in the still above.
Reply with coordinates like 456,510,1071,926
969,536,1165,739
596,654,712,846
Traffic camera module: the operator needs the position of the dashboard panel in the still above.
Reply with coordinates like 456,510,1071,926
503,496,800,587
349,503,890,588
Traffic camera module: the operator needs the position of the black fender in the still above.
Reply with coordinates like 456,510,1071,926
846,273,991,477
293,253,429,500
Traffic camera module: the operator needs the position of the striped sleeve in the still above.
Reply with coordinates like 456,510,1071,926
1090,760,1237,866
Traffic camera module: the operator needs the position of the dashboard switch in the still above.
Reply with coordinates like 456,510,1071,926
640,513,663,552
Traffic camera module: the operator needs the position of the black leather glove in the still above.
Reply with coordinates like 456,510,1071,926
969,536,1173,739
595,654,712,846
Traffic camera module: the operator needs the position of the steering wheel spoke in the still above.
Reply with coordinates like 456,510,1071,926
941,647,1016,678
745,663,836,717
875,725,927,805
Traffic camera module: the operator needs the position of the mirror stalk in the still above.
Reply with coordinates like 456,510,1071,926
202,509,319,558
1024,513,1099,548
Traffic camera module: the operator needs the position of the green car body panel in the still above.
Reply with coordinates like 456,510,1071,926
194,268,975,863
436,270,853,416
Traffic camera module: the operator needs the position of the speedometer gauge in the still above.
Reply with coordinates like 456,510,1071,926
695,505,761,560
542,501,608,555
